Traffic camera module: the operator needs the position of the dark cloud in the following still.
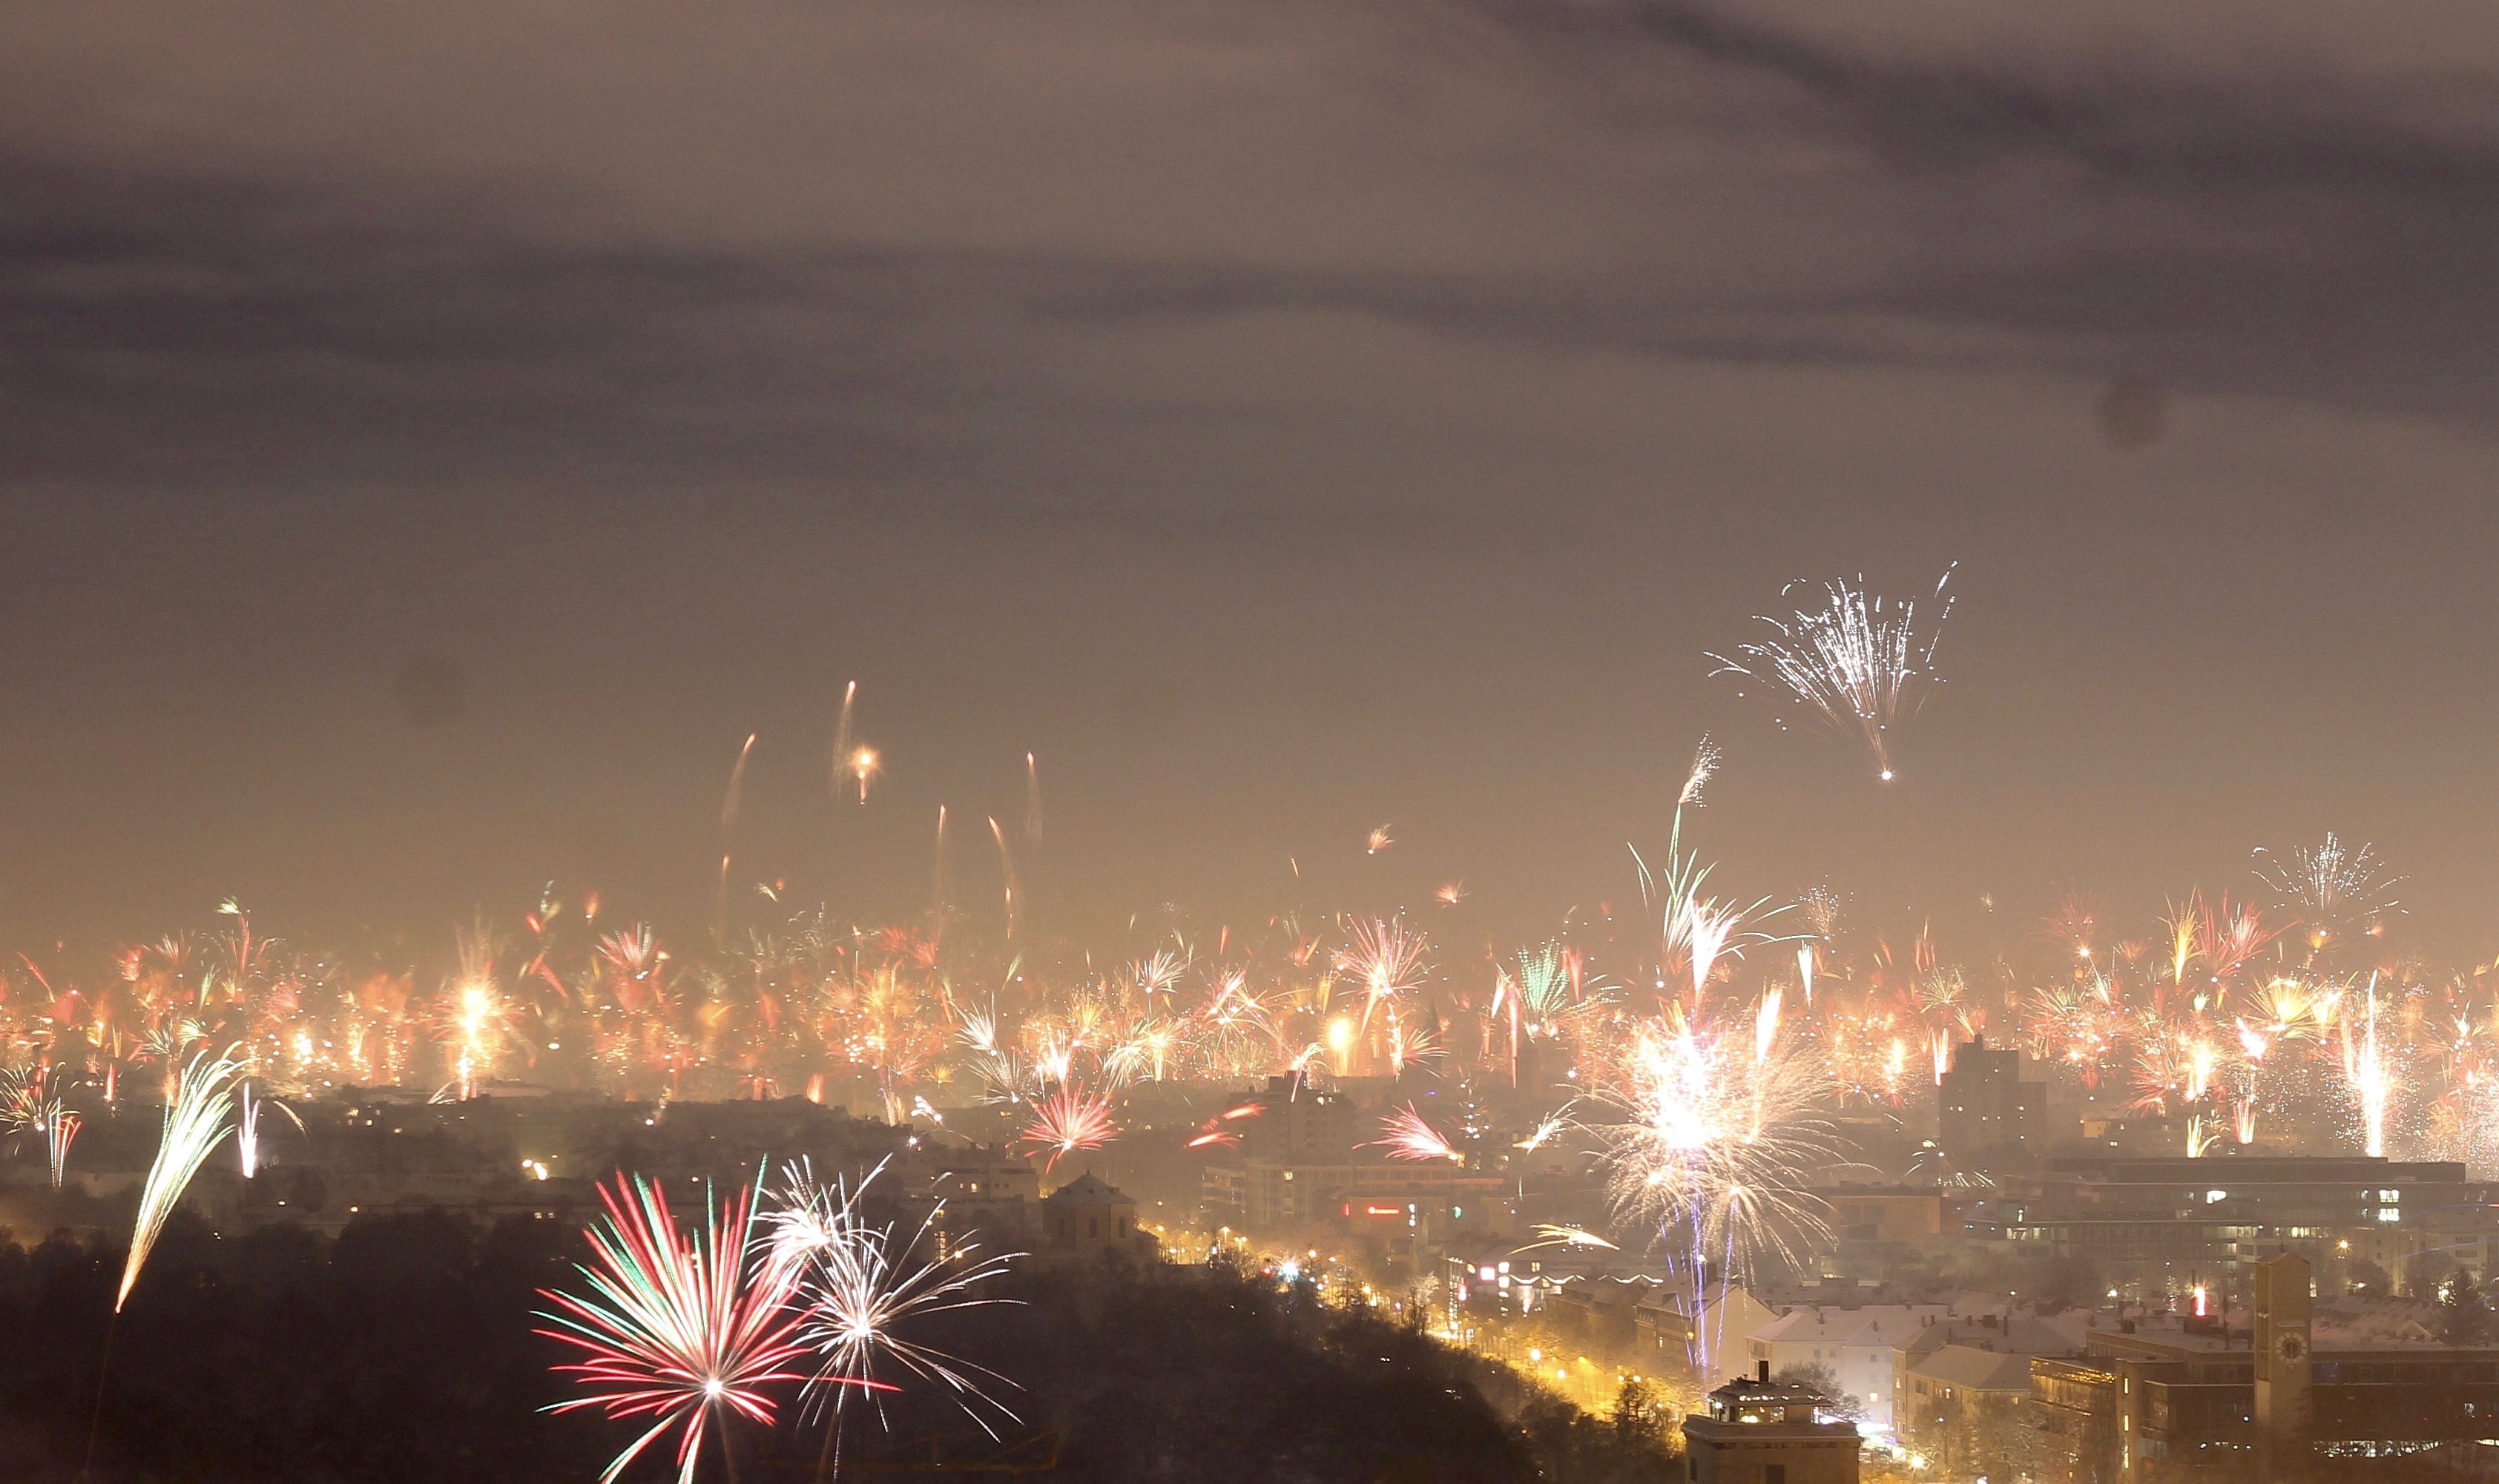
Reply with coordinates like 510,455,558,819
1,2,2498,949
0,156,935,486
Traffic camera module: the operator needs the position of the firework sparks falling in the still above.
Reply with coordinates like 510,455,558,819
120,1047,248,1311
1707,567,1956,782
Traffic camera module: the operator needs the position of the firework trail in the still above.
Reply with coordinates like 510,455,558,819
721,733,757,837
45,1105,77,1189
1707,567,1955,782
1371,1104,1463,1162
1633,739,1780,1011
1023,753,1043,847
1366,825,1395,856
832,682,857,801
988,817,1021,942
2360,972,2390,1158
537,1173,817,1484
120,1047,248,1311
239,1081,264,1177
1513,1102,1577,1155
1516,1223,1619,1252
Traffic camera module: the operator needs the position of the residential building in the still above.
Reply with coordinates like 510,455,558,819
2028,1253,2499,1484
1745,1305,1950,1429
1986,1154,2489,1292
1684,1363,1862,1484
1041,1173,1156,1262
1938,1037,2044,1165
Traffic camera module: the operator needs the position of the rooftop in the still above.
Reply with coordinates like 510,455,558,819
1041,1172,1131,1207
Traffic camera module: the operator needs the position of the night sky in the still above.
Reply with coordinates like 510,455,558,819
5,2,2497,954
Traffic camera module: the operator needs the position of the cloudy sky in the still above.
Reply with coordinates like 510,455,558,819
4,1,2497,955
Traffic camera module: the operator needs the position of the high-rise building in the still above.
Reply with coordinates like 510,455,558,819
1938,1037,2044,1164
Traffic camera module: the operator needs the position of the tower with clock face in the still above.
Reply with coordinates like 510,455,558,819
2253,1252,2314,1472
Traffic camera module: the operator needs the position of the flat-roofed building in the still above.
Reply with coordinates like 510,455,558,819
1684,1364,1861,1484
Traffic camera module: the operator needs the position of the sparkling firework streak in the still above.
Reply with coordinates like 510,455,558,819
768,1159,1020,1434
1023,753,1043,846
1634,739,1782,1009
831,681,857,800
2255,833,2406,942
45,1105,77,1189
2359,972,2390,1158
119,1047,248,1311
1707,567,1956,782
536,1173,817,1484
1371,1103,1463,1161
1516,1223,1619,1252
239,1081,264,1178
1590,1017,1838,1313
1335,918,1428,1032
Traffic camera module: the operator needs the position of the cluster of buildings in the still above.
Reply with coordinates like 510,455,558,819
1430,1038,2499,1480
15,1032,2499,1480
1196,1075,1514,1258
1659,1254,2499,1484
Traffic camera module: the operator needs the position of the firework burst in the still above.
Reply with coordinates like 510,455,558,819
768,1159,1020,1436
537,1173,816,1484
1708,567,1956,782
1371,1104,1463,1162
1018,1084,1116,1172
1588,1015,1838,1305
